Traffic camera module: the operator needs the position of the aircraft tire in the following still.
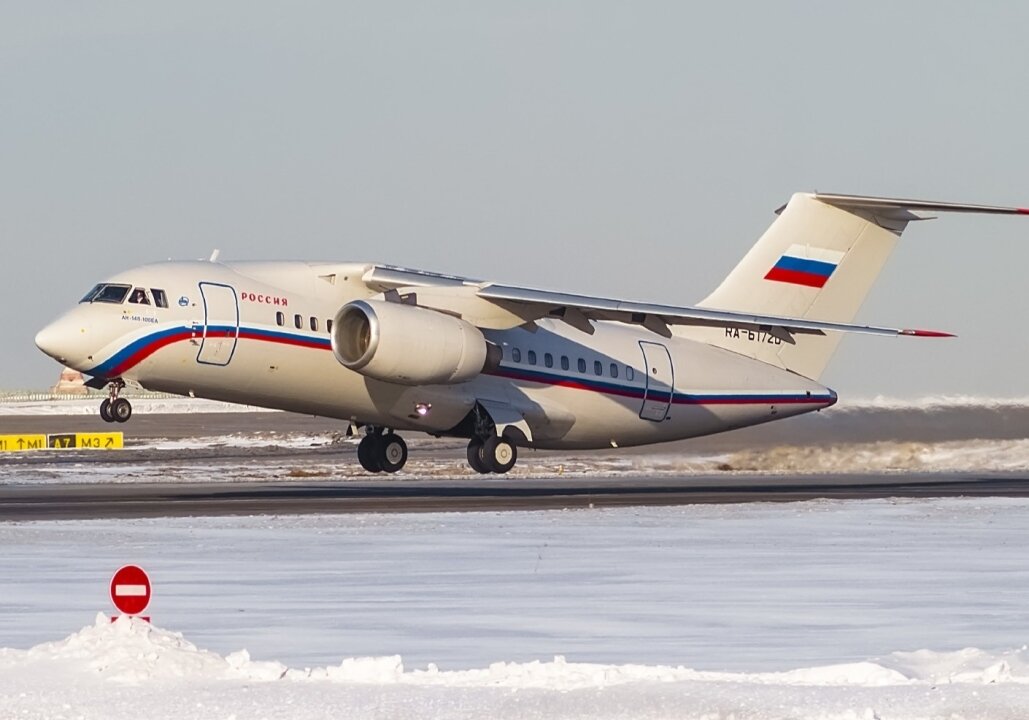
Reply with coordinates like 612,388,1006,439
357,435,383,473
466,439,491,474
378,433,408,473
110,398,132,423
99,399,114,423
482,436,516,474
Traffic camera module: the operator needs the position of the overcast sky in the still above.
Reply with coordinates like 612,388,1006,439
3,2,1028,398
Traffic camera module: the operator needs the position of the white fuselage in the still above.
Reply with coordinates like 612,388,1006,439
36,260,836,450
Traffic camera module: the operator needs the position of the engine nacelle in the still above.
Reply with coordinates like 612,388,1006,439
332,299,491,385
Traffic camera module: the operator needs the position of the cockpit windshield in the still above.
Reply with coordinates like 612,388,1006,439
79,284,132,304
79,283,169,307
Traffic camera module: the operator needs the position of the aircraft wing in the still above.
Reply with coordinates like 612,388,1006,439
360,265,950,340
474,284,950,339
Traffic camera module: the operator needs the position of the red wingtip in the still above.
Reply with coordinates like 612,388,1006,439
1016,208,1029,215
900,329,956,338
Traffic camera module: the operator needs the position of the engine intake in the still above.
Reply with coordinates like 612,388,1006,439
332,299,490,385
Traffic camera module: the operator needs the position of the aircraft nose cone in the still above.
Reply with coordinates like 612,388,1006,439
34,322,67,363
35,313,91,368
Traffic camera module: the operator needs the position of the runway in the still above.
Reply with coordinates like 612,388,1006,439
3,473,1029,520
2,408,1028,519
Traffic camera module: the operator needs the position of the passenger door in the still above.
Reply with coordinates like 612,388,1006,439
639,341,674,421
196,282,239,366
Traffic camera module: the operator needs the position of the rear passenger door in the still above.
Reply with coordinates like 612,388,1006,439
638,341,674,421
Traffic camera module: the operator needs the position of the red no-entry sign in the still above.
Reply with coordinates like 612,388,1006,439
110,565,151,616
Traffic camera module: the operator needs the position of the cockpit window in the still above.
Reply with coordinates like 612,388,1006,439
151,289,168,308
80,283,131,304
129,287,151,305
80,284,103,303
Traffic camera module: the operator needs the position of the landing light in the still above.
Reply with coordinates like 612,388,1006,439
415,403,432,417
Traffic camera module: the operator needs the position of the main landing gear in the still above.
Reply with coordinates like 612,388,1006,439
353,428,517,474
357,429,409,474
99,380,132,423
466,435,517,474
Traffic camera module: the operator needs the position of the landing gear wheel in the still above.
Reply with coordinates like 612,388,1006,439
110,398,132,423
101,379,129,423
467,438,490,474
378,433,408,474
482,436,517,474
357,435,383,473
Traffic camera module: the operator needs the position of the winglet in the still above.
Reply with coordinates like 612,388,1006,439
899,329,956,338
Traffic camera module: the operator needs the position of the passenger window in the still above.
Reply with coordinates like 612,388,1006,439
544,353,554,368
577,358,586,373
276,311,285,327
561,356,569,371
610,363,618,378
594,360,603,376
626,366,635,382
310,317,319,332
326,319,333,334
528,350,537,366
512,348,522,363
128,287,151,305
294,314,303,329
151,289,168,308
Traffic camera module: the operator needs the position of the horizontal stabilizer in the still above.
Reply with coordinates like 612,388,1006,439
810,193,1029,220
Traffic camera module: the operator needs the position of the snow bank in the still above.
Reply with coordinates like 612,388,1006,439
710,438,1029,474
0,614,286,684
842,394,1029,411
3,615,1029,720
135,432,340,451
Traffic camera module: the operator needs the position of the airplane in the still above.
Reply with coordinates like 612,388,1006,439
34,192,1027,474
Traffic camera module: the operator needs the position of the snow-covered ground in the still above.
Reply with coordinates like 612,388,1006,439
3,616,1029,720
7,433,1029,484
6,395,1029,476
3,499,1029,718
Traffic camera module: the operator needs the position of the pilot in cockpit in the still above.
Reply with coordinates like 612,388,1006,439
130,288,150,305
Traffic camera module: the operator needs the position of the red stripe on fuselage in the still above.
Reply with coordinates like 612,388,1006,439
107,330,195,377
236,330,328,350
490,368,830,406
103,330,832,408
490,367,642,400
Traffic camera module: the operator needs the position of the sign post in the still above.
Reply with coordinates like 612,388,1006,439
110,564,152,622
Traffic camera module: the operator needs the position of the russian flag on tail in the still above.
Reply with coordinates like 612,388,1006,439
764,244,846,288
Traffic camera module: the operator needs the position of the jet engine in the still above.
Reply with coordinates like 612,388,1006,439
331,299,494,385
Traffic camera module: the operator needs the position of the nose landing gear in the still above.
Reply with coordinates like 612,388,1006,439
99,380,131,423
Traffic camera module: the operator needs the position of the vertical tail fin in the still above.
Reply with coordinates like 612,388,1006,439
695,192,1028,380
